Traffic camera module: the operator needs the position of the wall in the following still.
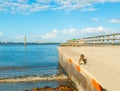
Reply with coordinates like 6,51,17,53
58,48,103,91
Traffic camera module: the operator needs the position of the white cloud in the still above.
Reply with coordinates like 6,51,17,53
91,18,99,21
41,29,59,39
36,0,51,3
17,0,29,3
54,0,120,11
0,32,3,37
107,19,120,23
40,29,78,42
0,1,50,14
29,4,50,13
0,7,6,12
81,26,108,33
62,28,77,34
15,35,25,40
40,26,110,42
12,27,111,42
81,7,96,11
0,0,120,14
109,0,120,2
60,26,111,42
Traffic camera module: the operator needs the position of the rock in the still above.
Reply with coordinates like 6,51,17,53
56,85,73,91
25,85,76,91
31,88,40,91
24,90,29,91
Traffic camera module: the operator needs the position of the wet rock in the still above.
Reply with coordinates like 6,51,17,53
28,85,76,91
24,90,29,91
56,85,73,91
31,88,40,91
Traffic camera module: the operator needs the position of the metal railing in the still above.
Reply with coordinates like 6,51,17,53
83,33,120,45
60,33,120,46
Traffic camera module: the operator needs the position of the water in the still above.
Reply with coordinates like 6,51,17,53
0,80,72,91
0,43,72,91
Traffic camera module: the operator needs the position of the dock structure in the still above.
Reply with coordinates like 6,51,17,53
58,33,120,91
24,36,26,48
60,33,120,46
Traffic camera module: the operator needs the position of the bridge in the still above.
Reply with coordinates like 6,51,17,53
58,33,120,91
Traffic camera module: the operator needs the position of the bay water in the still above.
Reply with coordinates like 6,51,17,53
0,44,72,91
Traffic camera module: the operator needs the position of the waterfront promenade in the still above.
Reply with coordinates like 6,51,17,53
58,46,120,91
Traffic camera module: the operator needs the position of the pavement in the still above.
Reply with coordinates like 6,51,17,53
59,46,120,91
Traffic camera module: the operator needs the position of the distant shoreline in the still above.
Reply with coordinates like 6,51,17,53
0,43,60,45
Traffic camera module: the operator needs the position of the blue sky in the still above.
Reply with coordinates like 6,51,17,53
0,0,120,43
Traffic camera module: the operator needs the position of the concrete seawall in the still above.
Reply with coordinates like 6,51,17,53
58,46,120,91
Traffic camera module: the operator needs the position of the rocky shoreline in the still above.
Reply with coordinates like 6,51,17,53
25,85,77,91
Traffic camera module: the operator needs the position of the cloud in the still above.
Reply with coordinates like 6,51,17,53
17,0,29,3
81,7,96,11
91,18,99,21
81,26,108,33
40,28,78,42
29,4,50,13
40,26,110,42
41,29,59,39
62,28,77,35
0,0,50,14
36,0,51,3
0,32,3,37
15,35,25,40
0,0,120,14
51,0,120,11
60,26,111,41
107,19,120,23
11,26,112,42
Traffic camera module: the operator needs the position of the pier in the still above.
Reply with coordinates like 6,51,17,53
60,33,120,46
58,33,120,91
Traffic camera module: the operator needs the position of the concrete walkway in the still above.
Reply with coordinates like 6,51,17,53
59,46,120,91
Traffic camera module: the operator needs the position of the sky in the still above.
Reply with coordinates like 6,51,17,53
0,0,120,43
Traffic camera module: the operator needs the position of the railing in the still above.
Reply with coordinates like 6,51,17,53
60,33,120,46
83,33,120,45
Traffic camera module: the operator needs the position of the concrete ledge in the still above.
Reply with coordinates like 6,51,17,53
58,47,104,91
58,46,120,91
